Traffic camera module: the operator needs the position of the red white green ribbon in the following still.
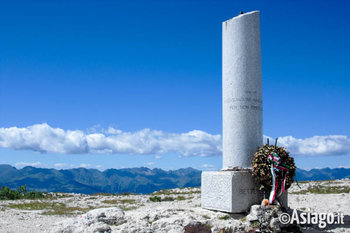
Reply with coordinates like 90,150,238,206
268,152,289,204
268,165,277,204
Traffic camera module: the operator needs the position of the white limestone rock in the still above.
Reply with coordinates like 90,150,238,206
0,181,349,233
83,207,125,225
50,207,125,233
246,204,261,222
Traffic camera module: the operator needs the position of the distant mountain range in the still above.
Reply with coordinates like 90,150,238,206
0,164,349,194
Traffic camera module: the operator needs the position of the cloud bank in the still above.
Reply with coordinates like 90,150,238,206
277,135,350,156
15,161,42,168
0,123,221,156
0,123,349,156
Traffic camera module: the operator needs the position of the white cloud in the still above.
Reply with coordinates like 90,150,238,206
0,123,221,156
0,123,349,157
96,165,103,168
105,127,122,135
277,135,350,156
15,161,41,168
155,155,162,159
0,123,87,154
200,163,216,171
145,162,155,166
54,163,68,168
337,165,350,169
80,163,91,168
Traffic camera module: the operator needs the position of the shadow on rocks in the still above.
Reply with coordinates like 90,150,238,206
184,222,211,233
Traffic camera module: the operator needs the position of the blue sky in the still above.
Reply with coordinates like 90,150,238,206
0,0,349,171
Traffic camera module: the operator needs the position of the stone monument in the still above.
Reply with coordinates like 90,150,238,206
201,11,264,213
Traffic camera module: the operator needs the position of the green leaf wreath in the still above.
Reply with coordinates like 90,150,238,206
252,141,296,202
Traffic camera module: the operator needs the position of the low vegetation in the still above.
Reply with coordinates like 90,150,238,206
218,215,230,220
290,185,350,194
101,198,138,211
119,192,138,196
102,198,136,205
0,185,44,200
92,192,113,196
151,188,200,196
8,202,94,215
8,202,51,210
149,196,162,202
149,195,193,202
120,206,138,211
102,199,118,204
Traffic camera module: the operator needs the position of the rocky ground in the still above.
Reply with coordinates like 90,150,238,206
0,179,349,233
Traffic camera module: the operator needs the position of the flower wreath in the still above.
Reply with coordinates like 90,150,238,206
252,141,296,204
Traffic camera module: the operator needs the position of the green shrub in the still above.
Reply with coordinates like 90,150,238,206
149,196,162,202
219,215,230,220
0,185,44,200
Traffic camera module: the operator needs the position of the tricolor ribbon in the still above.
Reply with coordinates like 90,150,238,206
268,153,289,204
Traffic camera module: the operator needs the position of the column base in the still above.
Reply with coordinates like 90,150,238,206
201,170,288,213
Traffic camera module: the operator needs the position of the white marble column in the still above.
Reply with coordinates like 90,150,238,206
222,11,263,169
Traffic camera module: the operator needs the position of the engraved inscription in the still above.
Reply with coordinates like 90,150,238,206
245,90,257,94
229,105,262,111
224,97,262,104
250,105,262,111
225,89,262,111
239,188,263,195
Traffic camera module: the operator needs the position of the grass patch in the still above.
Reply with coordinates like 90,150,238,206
102,199,118,204
151,190,173,195
120,199,136,204
149,195,175,202
149,195,193,202
152,189,200,196
8,202,93,215
120,206,138,211
103,199,136,204
101,198,138,211
92,193,113,196
251,220,260,228
42,205,94,215
176,196,186,201
219,215,230,220
176,195,193,201
119,192,138,196
149,196,162,202
162,196,175,201
8,202,52,210
290,185,350,194
202,215,210,219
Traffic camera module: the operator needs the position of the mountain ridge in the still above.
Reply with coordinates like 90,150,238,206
0,164,349,194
